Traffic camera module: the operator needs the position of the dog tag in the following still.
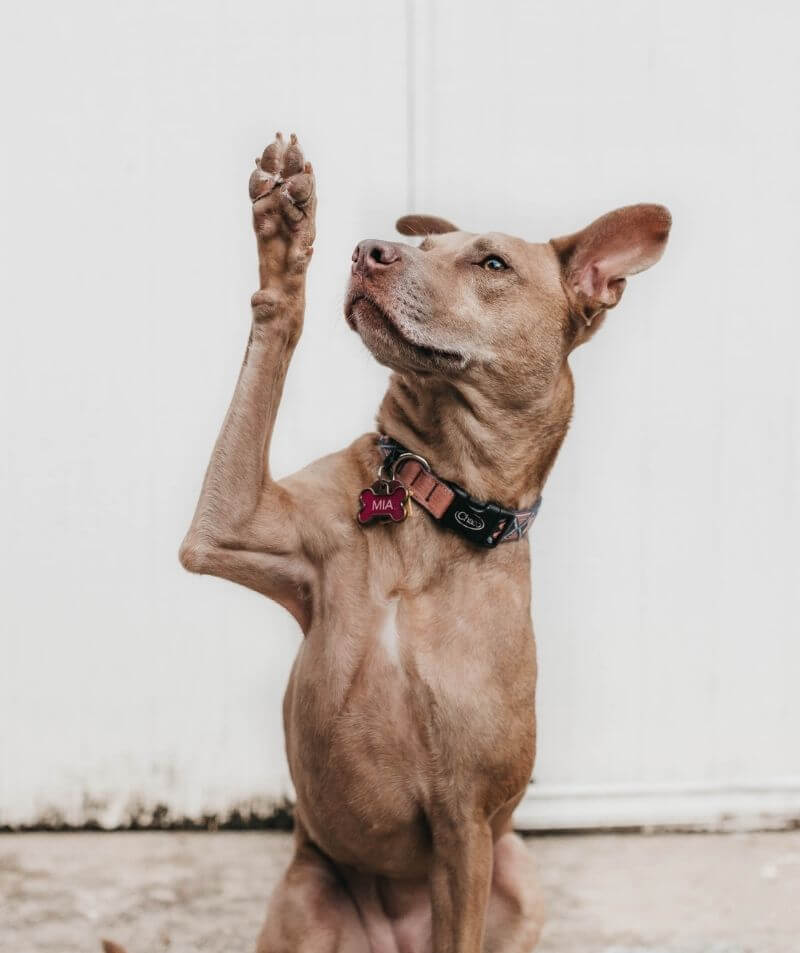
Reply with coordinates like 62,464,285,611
357,479,409,526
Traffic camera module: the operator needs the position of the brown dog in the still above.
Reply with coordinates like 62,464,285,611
177,133,670,953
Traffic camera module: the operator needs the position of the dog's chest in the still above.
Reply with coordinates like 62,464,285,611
285,565,537,875
376,597,403,665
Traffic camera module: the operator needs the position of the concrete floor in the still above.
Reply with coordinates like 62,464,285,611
1,830,798,953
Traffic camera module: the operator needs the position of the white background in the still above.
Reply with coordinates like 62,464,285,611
1,0,798,829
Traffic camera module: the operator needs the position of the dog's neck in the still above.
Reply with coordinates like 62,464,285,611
376,367,574,510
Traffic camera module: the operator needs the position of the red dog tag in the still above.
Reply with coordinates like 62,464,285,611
357,479,409,525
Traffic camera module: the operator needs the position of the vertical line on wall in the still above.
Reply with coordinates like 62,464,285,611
425,0,436,209
405,0,436,215
405,0,417,211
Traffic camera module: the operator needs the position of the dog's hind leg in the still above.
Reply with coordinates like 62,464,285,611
483,832,545,952
256,838,371,953
180,133,318,630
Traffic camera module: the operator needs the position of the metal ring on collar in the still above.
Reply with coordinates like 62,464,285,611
388,451,431,481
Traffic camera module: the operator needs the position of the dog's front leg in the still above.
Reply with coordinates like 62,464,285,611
430,814,494,953
180,134,316,630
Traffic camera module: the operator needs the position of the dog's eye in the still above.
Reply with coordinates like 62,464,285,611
481,255,508,271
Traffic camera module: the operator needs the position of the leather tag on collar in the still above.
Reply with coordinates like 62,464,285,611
393,458,454,519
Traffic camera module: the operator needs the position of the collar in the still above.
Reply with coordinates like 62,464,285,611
377,435,541,548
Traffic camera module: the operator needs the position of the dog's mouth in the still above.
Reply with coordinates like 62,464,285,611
346,293,464,368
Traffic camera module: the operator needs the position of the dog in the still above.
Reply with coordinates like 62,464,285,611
174,132,670,953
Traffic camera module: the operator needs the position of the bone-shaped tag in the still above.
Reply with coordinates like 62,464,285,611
357,479,409,525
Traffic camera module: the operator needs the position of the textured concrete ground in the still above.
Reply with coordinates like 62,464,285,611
1,830,798,953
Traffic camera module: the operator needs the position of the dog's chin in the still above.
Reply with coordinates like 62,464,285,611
346,295,464,373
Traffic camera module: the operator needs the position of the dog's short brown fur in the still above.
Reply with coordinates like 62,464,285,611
176,134,670,953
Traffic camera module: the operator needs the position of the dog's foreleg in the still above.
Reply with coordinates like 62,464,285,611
430,815,494,953
180,134,317,630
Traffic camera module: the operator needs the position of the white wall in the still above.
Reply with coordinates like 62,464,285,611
1,0,798,829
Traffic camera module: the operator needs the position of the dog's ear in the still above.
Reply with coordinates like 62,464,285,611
396,214,458,236
551,204,671,327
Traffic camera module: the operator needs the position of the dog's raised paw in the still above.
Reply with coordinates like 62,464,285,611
248,132,316,243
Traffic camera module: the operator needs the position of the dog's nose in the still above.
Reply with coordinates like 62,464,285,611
351,240,401,275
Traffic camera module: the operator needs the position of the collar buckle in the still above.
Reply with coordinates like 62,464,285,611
440,484,509,549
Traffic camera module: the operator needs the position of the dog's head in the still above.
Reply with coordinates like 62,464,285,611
345,204,671,400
